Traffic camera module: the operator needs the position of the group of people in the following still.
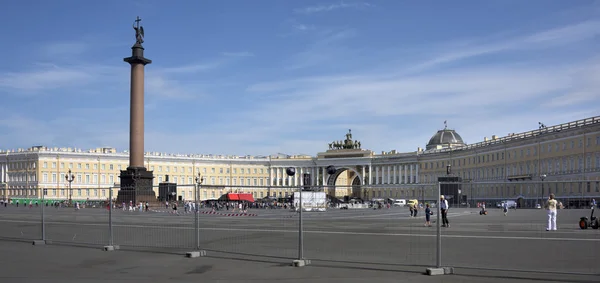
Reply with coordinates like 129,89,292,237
418,194,563,231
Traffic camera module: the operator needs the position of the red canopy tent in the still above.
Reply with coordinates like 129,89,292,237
226,193,255,202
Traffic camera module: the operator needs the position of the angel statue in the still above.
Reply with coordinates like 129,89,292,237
133,17,145,45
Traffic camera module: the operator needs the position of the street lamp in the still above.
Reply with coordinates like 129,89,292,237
540,174,547,206
65,169,75,204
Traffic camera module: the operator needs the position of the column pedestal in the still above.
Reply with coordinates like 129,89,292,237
117,167,156,204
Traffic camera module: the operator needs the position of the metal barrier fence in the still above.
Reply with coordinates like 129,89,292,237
0,181,598,275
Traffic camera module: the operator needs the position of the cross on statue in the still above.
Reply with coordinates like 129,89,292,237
133,16,145,45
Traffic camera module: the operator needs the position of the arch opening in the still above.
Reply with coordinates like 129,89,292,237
326,167,363,200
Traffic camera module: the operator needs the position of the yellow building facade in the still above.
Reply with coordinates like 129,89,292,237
1,116,599,205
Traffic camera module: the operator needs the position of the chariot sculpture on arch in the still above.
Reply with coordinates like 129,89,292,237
329,129,362,150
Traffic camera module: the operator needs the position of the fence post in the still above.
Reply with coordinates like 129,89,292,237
41,188,45,241
187,179,206,258
425,182,452,275
436,182,442,268
195,183,199,250
104,187,116,251
33,188,46,245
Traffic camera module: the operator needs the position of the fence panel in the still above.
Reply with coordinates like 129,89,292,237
440,180,600,274
43,187,110,246
111,185,195,251
197,185,299,259
303,185,437,268
0,189,42,241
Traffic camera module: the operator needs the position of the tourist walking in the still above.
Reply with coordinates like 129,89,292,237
545,194,558,231
503,202,509,216
440,195,449,228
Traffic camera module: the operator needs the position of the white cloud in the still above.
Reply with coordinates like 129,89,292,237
294,2,372,14
40,41,88,57
160,62,223,74
221,51,254,57
410,20,600,73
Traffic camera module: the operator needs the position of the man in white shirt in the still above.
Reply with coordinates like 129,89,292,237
440,195,449,228
545,194,558,231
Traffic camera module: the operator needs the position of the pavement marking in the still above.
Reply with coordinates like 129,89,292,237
1,219,599,242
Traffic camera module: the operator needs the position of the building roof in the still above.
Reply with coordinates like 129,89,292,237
426,129,465,150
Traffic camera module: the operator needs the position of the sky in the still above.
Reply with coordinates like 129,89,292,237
0,0,599,157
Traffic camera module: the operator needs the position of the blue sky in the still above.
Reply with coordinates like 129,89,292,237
1,0,599,156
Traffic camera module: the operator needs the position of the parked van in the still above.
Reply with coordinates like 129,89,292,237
497,200,517,209
393,199,406,207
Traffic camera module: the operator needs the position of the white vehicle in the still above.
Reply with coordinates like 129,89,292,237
499,200,517,209
393,199,406,206
293,191,327,212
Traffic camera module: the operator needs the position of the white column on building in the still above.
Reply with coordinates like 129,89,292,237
368,164,372,185
321,167,326,186
375,166,379,185
404,165,408,184
392,165,396,184
362,166,366,185
299,167,304,186
313,167,317,186
416,164,419,183
387,165,391,184
410,164,414,184
294,167,299,186
280,167,284,186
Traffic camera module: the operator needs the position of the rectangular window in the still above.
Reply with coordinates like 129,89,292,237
52,162,56,169
52,173,57,182
86,164,90,169
101,164,105,170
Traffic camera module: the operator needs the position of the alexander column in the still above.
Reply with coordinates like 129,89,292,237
117,16,155,204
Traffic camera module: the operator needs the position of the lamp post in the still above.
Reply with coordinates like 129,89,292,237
65,169,75,204
194,172,204,250
540,174,547,206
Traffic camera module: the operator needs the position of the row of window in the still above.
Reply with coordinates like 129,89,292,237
423,136,600,170
38,161,267,176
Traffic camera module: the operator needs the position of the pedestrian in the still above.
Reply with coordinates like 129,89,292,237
424,204,432,227
409,203,414,217
503,202,508,216
545,193,558,231
440,195,449,228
